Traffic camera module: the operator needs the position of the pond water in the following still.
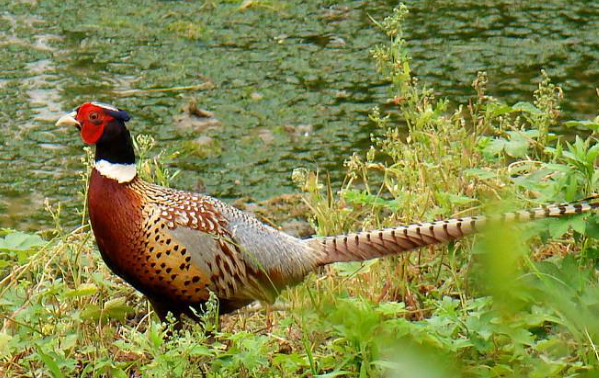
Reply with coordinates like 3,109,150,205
1,0,598,229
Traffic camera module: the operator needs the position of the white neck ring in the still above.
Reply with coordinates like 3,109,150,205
94,160,137,183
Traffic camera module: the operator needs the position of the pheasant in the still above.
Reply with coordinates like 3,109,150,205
56,102,599,322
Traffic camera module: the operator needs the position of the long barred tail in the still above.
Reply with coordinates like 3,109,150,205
307,195,599,265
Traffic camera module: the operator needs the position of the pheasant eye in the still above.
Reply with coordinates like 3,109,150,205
89,112,99,121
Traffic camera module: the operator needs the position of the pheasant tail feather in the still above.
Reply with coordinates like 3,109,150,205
307,197,599,266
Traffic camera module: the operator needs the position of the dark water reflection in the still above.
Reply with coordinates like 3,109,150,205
0,0,597,229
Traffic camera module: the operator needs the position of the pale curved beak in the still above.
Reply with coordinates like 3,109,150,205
56,111,81,129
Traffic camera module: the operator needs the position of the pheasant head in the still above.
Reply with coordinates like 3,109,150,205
57,102,136,182
57,102,130,144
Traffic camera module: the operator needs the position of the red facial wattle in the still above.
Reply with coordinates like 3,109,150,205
81,122,106,144
75,103,115,144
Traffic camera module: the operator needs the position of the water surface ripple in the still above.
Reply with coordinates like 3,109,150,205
0,0,597,229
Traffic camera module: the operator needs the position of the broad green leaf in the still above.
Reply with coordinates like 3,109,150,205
110,369,129,378
586,215,599,239
376,302,406,316
331,260,378,277
81,304,101,321
0,232,45,251
533,337,565,353
504,140,529,158
447,193,477,206
489,364,515,376
487,103,514,118
64,283,99,298
543,163,573,173
148,322,164,349
342,190,393,208
188,345,212,357
522,129,540,138
569,216,586,235
464,168,499,180
103,297,134,321
0,332,12,357
61,334,78,351
563,120,599,131
586,247,599,259
512,101,542,115
545,216,586,238
35,347,65,378
506,130,533,141
547,218,573,239
484,138,506,156
504,327,534,346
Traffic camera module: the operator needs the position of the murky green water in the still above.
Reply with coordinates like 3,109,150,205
1,0,599,229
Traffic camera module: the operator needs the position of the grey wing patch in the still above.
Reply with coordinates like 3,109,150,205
168,225,278,302
215,203,322,289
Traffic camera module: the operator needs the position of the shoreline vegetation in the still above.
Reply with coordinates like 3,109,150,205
3,5,599,377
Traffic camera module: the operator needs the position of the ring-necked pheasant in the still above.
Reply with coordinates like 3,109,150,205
56,102,599,322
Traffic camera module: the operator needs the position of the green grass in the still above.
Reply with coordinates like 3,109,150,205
3,4,599,377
